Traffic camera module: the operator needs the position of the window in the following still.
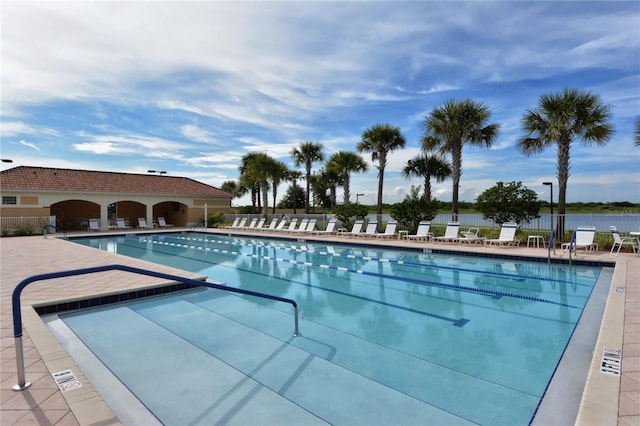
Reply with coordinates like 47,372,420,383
2,196,17,205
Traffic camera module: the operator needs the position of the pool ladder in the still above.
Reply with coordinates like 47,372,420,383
11,264,300,391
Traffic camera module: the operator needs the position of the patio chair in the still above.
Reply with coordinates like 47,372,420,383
303,218,317,233
358,221,378,238
484,223,520,246
281,218,299,232
404,221,433,241
88,218,100,231
273,218,288,231
260,218,279,231
340,219,364,236
374,221,397,239
157,217,174,228
286,218,308,233
254,218,266,230
562,226,598,252
236,218,247,229
137,218,154,229
433,222,460,243
244,218,258,229
609,226,638,255
456,227,485,244
312,219,338,235
116,218,132,230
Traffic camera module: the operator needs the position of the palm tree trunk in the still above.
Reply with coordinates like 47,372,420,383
261,183,269,217
451,144,462,221
344,174,351,205
377,168,384,229
556,140,571,239
305,164,311,214
424,176,431,200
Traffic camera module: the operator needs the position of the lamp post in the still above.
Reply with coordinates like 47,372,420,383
356,193,364,204
543,182,554,253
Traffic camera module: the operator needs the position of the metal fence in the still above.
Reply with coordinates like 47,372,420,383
1,216,55,235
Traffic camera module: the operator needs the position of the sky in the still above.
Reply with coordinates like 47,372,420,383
1,1,639,206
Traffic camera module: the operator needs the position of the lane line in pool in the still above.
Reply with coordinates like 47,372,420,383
134,236,582,310
171,234,587,287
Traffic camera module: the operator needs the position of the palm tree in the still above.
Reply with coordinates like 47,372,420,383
291,141,325,214
401,153,452,200
239,153,262,213
285,170,303,214
314,167,342,211
422,99,500,220
358,124,406,227
518,88,614,237
220,180,247,201
270,160,288,214
326,151,368,205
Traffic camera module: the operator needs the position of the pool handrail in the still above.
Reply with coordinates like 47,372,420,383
11,264,300,391
43,224,68,240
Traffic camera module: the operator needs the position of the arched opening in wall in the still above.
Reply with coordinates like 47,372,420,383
112,200,146,228
51,200,100,230
151,201,187,227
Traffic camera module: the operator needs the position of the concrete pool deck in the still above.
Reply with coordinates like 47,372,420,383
1,228,637,425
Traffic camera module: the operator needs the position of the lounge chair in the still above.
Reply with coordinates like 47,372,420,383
373,221,397,239
224,217,241,229
340,219,364,236
404,221,433,241
236,218,247,229
609,226,639,255
244,218,258,229
286,218,308,233
484,223,520,246
562,226,598,252
254,218,266,230
260,218,279,232
281,218,299,232
358,221,378,238
456,227,485,244
433,222,460,243
137,218,154,229
116,218,132,230
157,217,174,228
302,218,317,233
88,218,100,231
312,219,338,235
273,218,288,231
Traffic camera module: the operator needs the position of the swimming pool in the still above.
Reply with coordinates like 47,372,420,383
60,232,607,425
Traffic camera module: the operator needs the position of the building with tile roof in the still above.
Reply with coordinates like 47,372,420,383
0,166,232,231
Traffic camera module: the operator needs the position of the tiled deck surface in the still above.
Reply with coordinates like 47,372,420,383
1,228,638,425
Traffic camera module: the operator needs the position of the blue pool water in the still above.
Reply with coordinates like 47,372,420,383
64,232,605,425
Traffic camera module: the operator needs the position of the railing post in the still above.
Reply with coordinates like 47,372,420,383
12,337,31,391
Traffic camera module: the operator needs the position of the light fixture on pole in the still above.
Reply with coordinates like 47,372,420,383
356,193,364,204
1,159,13,163
543,182,554,254
148,170,167,176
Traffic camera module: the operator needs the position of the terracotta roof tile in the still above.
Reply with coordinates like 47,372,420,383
0,166,231,197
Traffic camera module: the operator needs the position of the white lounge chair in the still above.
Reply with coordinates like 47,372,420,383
88,218,100,231
562,226,598,252
609,226,639,255
340,219,364,236
157,217,174,228
374,221,397,239
260,218,279,232
302,218,317,233
456,228,485,244
484,223,519,246
358,221,378,238
274,218,288,231
254,218,266,230
281,218,299,232
286,218,307,233
244,218,258,229
116,218,132,230
433,222,460,243
404,221,433,241
236,218,247,229
137,218,154,229
312,219,338,235
225,217,241,229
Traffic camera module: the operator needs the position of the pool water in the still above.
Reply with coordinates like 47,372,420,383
64,232,604,425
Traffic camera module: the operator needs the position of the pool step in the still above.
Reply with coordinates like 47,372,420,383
133,297,474,426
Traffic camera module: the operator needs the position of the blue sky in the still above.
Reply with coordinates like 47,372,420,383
2,1,639,205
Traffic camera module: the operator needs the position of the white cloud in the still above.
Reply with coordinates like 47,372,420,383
19,140,40,151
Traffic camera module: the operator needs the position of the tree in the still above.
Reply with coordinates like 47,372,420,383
401,153,451,200
333,202,369,231
326,151,368,205
239,153,262,213
390,186,440,234
358,124,406,229
518,88,614,236
285,170,303,213
240,152,281,217
291,141,325,214
220,180,247,201
269,160,288,214
277,184,306,209
475,181,541,225
313,167,342,211
422,99,500,220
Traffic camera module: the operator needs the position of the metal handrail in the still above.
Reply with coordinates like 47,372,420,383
547,230,556,263
12,264,299,391
43,224,68,239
